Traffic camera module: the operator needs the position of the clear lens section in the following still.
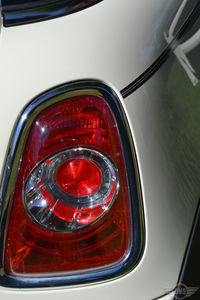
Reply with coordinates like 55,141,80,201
24,148,118,233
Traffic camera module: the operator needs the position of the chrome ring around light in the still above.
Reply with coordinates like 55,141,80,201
23,147,119,233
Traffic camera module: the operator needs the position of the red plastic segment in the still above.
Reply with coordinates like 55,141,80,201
56,158,102,197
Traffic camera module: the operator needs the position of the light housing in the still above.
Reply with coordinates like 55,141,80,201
0,80,144,288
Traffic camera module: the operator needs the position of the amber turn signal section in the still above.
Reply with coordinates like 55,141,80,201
3,94,132,276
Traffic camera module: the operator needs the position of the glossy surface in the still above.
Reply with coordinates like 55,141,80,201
23,148,118,231
56,158,102,196
3,91,134,278
0,1,196,170
123,18,200,299
0,82,143,288
0,0,199,298
2,0,102,26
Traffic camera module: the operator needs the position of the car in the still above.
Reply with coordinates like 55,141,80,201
0,0,199,299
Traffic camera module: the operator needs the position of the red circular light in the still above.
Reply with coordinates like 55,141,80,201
56,158,102,197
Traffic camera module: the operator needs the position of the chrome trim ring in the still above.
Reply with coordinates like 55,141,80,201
23,147,119,233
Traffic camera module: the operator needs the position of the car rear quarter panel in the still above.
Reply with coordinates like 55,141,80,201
0,0,199,299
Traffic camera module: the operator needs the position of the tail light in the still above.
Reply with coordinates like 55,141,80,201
0,81,143,287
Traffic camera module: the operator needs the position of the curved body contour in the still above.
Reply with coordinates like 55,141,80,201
0,0,199,299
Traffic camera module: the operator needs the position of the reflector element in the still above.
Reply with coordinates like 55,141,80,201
56,158,102,196
23,147,118,232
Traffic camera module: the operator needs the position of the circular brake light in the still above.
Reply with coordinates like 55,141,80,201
56,158,102,197
23,147,119,233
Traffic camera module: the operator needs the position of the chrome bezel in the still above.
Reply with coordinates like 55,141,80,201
23,147,119,233
0,80,144,288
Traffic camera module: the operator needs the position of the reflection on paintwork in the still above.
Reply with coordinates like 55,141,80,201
124,15,200,299
146,17,200,230
165,0,200,86
141,0,181,62
2,0,102,26
141,0,200,64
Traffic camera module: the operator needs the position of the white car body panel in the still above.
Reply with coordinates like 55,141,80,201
0,0,199,299
0,0,183,170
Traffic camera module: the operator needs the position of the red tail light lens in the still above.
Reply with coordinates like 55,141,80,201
0,82,143,287
56,157,102,196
